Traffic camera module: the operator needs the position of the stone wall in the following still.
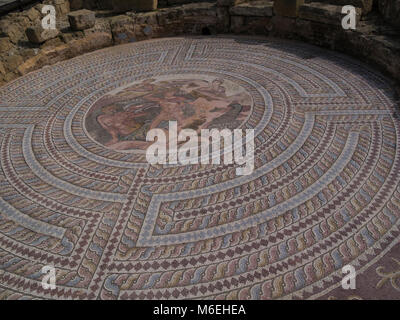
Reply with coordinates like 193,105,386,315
0,0,399,89
269,0,400,88
68,0,216,10
69,0,113,10
379,0,400,28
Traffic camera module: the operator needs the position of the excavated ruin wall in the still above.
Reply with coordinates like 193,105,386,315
0,0,399,91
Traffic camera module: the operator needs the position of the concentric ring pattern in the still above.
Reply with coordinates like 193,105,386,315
0,37,399,300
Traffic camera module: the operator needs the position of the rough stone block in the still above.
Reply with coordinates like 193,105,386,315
69,32,113,55
40,37,64,49
112,0,158,13
23,7,41,22
0,21,24,44
0,37,14,53
134,11,158,25
181,2,218,34
217,6,230,32
68,9,96,31
299,2,361,26
230,1,274,17
41,0,70,16
313,0,374,15
110,15,136,44
156,6,186,25
4,55,24,73
26,27,60,44
274,0,304,18
230,15,245,32
82,18,112,37
217,0,247,6
55,0,70,15
183,14,218,26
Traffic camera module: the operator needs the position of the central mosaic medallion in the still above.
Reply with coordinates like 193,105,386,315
84,74,253,151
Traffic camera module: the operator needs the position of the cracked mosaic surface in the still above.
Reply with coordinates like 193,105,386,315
0,36,399,300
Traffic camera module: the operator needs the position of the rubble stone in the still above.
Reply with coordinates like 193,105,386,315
68,9,96,31
26,27,60,44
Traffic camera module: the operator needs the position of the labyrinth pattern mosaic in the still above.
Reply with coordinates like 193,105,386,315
0,37,399,300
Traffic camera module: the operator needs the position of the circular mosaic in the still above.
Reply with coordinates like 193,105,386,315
84,75,252,151
0,37,399,300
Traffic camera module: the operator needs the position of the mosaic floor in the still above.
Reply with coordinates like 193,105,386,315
0,36,399,300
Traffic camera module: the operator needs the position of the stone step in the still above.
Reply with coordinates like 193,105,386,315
229,0,274,17
304,0,373,15
299,2,362,26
